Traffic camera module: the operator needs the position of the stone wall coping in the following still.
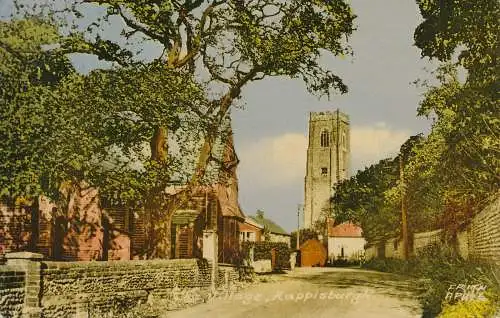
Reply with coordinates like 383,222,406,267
0,265,26,272
413,229,442,238
218,263,252,270
5,252,44,261
42,258,205,269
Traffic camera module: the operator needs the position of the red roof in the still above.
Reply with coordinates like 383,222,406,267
328,221,363,237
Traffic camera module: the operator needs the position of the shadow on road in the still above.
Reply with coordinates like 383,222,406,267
288,268,423,302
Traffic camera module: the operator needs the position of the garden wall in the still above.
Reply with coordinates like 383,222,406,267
0,252,250,317
0,265,25,317
40,258,212,317
364,195,499,264
461,195,500,264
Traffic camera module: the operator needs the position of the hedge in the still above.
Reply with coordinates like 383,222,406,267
241,241,291,270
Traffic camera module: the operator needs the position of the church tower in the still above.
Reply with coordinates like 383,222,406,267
304,110,350,229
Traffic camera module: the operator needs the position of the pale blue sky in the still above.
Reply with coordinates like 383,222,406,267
0,0,436,232
233,1,436,232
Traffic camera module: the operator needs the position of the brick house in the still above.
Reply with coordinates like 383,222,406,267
0,120,245,264
239,216,264,243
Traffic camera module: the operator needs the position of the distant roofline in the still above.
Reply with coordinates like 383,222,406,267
249,215,289,235
243,216,265,229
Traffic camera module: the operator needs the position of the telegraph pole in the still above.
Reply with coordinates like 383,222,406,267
400,155,409,260
296,204,301,250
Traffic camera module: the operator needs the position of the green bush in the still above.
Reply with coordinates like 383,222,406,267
439,299,497,318
241,241,290,270
362,244,500,317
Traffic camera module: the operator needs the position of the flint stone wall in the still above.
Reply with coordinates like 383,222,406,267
39,258,211,317
0,266,25,318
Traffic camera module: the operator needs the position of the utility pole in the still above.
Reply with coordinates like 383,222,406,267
296,204,302,250
400,155,409,260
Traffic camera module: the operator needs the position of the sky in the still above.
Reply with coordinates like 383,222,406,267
0,0,437,232
233,1,436,232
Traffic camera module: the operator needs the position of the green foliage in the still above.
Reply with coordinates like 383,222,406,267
6,0,357,257
411,0,500,238
332,157,400,242
414,0,499,85
16,0,356,98
241,241,290,270
6,0,358,204
0,18,76,199
439,299,497,318
0,35,208,204
290,228,318,249
363,245,500,317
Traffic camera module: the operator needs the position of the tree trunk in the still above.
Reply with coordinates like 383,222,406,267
152,210,173,259
150,126,167,162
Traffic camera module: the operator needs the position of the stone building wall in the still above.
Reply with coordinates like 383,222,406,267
384,238,404,259
304,110,350,228
0,203,34,256
0,265,25,317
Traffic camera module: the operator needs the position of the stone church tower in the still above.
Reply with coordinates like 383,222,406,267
304,110,350,229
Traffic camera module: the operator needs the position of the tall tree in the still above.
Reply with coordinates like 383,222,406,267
13,0,357,257
0,18,75,200
412,0,499,239
1,18,212,257
332,158,400,243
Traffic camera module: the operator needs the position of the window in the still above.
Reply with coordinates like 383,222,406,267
320,130,330,147
321,167,328,175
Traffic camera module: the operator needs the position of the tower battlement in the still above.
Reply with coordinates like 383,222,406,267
309,110,350,123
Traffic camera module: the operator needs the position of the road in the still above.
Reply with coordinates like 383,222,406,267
165,267,424,318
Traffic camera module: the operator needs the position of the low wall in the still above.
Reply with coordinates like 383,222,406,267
40,258,211,317
413,229,442,255
0,265,25,317
218,263,253,287
0,253,251,318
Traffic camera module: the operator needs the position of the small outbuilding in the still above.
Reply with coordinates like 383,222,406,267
299,239,327,267
327,219,365,263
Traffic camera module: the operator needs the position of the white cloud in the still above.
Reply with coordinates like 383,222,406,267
350,124,411,173
237,133,308,188
236,124,410,188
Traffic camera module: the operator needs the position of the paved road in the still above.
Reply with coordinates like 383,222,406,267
165,267,423,318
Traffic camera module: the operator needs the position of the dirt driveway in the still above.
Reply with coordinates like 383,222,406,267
164,267,423,318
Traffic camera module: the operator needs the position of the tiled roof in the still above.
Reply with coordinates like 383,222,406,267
243,216,264,229
250,213,289,235
328,222,363,237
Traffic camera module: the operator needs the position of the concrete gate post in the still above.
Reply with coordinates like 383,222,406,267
5,252,44,318
203,229,218,290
